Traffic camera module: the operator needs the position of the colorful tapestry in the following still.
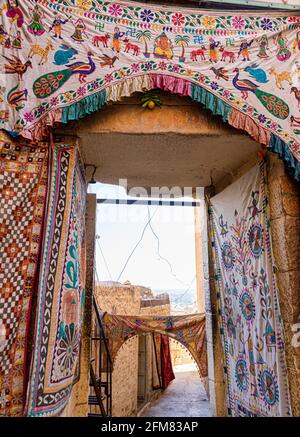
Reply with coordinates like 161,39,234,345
160,334,175,389
0,2,299,179
0,131,48,416
25,143,86,416
209,162,291,417
151,333,175,390
101,311,208,388
151,333,161,390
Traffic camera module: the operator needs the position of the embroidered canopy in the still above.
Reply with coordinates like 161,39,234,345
0,1,299,179
102,312,208,386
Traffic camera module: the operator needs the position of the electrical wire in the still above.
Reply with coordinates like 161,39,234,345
96,236,113,281
97,202,197,305
147,205,191,288
172,275,196,303
116,206,159,282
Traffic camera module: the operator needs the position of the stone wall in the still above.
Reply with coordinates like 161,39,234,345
170,339,193,366
95,283,141,416
267,154,300,416
95,283,171,416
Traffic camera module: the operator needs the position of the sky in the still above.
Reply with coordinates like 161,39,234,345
88,182,198,296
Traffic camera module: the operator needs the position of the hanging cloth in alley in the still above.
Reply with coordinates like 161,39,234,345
160,334,176,389
25,142,86,417
0,1,299,179
152,333,175,390
209,162,291,416
102,312,208,387
0,131,48,416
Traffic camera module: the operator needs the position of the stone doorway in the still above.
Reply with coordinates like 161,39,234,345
59,92,300,417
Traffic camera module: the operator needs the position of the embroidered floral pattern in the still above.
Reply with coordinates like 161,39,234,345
0,0,298,175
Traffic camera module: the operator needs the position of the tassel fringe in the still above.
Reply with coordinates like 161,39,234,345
268,134,300,182
16,73,299,181
61,90,107,123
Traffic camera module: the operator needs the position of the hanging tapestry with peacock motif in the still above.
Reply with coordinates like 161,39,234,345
25,142,86,416
209,162,291,417
0,1,299,179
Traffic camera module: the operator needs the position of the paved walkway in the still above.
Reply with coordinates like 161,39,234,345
141,363,211,417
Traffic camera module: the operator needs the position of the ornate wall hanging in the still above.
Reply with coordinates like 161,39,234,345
0,1,299,179
209,162,291,416
0,131,48,416
25,142,86,416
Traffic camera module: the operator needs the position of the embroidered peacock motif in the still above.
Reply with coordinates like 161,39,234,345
33,51,96,98
232,68,289,120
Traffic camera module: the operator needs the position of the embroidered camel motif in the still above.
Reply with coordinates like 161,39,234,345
28,39,54,66
268,67,293,90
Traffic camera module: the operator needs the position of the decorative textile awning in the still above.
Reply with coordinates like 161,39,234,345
102,312,208,384
0,1,299,179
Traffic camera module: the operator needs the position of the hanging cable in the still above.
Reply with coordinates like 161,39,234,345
96,236,113,281
116,206,159,282
147,205,191,288
97,201,197,305
172,275,196,303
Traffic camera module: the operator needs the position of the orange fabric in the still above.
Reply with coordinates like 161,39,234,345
229,109,271,147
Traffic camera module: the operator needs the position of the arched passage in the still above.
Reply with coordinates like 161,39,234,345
109,332,208,417
102,312,208,387
140,337,210,417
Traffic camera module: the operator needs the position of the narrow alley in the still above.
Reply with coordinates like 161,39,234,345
140,363,211,417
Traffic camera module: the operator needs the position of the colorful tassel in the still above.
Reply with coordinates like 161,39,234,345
268,134,300,182
61,89,107,123
190,84,231,123
149,74,191,97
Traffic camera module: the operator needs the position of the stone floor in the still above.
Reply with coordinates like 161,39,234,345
141,363,211,417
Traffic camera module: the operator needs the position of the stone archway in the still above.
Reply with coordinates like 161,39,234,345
68,90,299,416
101,312,208,388
1,0,299,418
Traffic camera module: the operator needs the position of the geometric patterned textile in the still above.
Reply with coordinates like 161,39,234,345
0,131,48,416
101,311,208,388
210,162,291,416
25,143,86,416
0,2,299,178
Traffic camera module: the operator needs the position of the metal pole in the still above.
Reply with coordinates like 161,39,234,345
97,198,201,207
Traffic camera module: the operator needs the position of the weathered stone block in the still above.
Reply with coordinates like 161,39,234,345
282,193,300,218
279,175,300,197
268,153,286,182
214,381,227,417
271,216,300,272
276,271,300,324
268,177,283,219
